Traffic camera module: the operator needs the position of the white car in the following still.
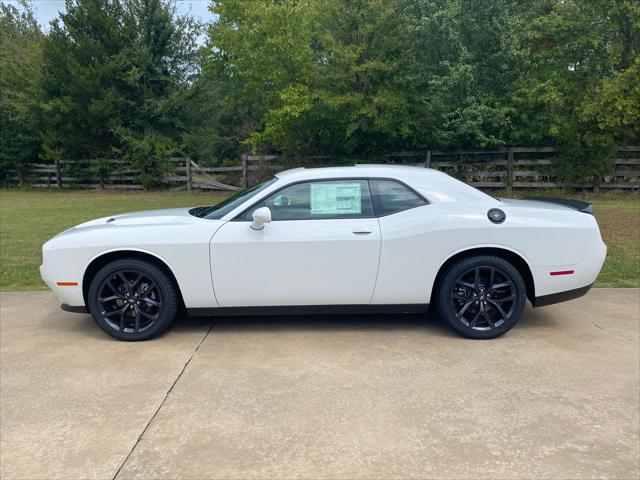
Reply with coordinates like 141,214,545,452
41,165,606,341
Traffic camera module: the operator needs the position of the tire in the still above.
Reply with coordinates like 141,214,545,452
88,258,178,341
435,255,526,339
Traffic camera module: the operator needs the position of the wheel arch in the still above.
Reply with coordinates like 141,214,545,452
431,247,535,304
82,249,185,312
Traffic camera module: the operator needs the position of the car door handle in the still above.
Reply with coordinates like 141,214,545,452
351,227,373,234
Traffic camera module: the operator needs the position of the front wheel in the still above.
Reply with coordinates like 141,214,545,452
88,258,178,341
436,256,526,339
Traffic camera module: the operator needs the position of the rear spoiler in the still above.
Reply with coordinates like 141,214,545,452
524,197,593,214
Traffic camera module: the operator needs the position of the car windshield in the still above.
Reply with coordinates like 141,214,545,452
189,177,278,220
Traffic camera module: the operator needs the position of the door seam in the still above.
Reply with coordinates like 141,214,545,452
368,217,383,305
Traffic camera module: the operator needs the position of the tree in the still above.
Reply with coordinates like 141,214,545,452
0,1,44,179
203,0,416,158
400,0,531,149
508,0,639,179
115,0,201,181
40,0,200,185
203,0,318,159
3,0,638,183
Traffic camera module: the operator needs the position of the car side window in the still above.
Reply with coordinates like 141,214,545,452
242,179,374,221
370,179,427,216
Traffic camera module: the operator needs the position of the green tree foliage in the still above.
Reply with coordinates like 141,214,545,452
202,0,418,158
200,0,638,179
509,0,639,179
1,0,638,182
0,1,44,178
40,0,200,185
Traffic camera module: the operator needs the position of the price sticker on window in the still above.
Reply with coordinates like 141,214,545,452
310,182,362,215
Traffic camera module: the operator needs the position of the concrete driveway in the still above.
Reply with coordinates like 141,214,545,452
1,290,638,480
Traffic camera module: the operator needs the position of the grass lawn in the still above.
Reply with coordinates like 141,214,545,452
0,188,638,290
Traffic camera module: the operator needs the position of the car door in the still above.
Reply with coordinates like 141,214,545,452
210,179,381,307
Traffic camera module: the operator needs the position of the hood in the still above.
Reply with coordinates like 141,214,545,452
73,208,198,229
50,208,208,240
109,207,199,225
43,206,227,252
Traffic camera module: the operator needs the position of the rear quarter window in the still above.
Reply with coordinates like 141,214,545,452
370,179,427,216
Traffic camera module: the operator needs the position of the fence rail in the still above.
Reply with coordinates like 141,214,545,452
3,146,639,192
245,146,640,192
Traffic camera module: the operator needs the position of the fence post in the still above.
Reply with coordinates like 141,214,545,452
592,176,600,194
55,159,62,189
425,150,431,168
242,154,248,188
506,148,514,192
186,157,192,191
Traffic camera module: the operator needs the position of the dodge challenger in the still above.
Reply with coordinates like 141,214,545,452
40,165,606,341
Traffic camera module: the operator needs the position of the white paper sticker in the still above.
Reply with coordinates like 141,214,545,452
310,183,362,215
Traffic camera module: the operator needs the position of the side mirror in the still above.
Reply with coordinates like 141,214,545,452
250,207,272,230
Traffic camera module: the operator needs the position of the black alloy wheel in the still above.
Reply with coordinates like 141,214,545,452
88,258,178,341
436,256,526,339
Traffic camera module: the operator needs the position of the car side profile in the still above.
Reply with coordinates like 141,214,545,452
40,165,607,341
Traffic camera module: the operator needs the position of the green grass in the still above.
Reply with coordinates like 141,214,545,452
0,188,638,290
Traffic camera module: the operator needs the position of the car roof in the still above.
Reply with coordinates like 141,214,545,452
273,164,495,204
275,164,438,180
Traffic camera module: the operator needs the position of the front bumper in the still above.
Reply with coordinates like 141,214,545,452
40,262,85,307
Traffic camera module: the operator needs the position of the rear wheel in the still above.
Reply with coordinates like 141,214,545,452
436,256,526,339
88,258,178,341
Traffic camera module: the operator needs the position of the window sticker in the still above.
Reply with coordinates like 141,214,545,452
310,182,362,215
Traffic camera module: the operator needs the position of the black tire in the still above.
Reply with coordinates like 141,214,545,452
435,255,526,339
88,258,178,341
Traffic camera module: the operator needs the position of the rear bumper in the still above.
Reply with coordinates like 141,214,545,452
531,221,606,299
532,283,593,308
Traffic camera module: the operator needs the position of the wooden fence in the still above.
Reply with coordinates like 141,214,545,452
5,158,245,191
3,146,639,192
246,146,640,192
